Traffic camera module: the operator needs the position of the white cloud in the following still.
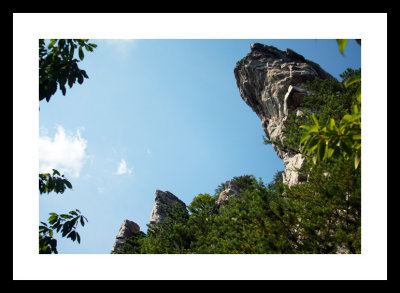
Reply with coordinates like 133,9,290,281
97,187,104,194
146,148,151,155
39,125,88,178
116,158,132,175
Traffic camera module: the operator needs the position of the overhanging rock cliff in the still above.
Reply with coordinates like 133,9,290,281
234,43,335,186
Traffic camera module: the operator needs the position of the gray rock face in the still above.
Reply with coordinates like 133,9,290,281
234,43,335,186
111,219,140,253
149,190,187,225
215,180,241,207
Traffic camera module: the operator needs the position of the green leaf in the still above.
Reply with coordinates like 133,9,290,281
69,210,78,216
62,224,71,237
69,45,75,59
312,155,317,165
305,125,319,133
67,75,75,88
76,233,81,244
317,140,327,162
355,87,361,104
81,70,89,79
341,114,356,123
299,133,311,145
299,125,310,131
327,118,336,131
311,114,320,128
60,214,73,219
307,138,319,155
48,215,58,225
60,85,66,96
326,147,335,159
58,39,66,49
344,75,361,88
67,231,76,241
352,104,359,115
301,135,315,155
77,74,84,84
48,39,57,49
336,39,348,55
64,180,72,189
354,152,361,169
78,46,84,61
341,139,353,157
56,224,62,233
61,229,69,237
80,216,85,227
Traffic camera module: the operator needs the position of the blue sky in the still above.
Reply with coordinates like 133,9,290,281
38,39,361,254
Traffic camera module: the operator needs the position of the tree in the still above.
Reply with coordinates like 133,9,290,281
39,39,97,103
39,39,96,253
139,202,192,253
299,40,361,169
39,169,72,194
39,209,88,254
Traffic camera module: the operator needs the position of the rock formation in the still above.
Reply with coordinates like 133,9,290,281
215,180,241,207
111,219,140,253
111,190,187,253
149,190,187,226
234,43,335,186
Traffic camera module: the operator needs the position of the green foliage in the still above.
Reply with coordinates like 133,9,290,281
214,174,259,197
336,39,348,55
299,106,361,168
39,169,73,194
39,39,97,103
283,156,361,253
112,231,147,254
267,171,284,194
139,202,192,253
38,40,94,254
299,41,361,169
117,166,360,254
336,39,361,55
280,67,360,155
38,222,58,254
203,179,300,253
39,209,88,254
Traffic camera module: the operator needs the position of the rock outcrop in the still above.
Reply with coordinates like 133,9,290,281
111,219,140,253
149,190,187,226
215,180,241,207
234,43,335,186
111,190,187,253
